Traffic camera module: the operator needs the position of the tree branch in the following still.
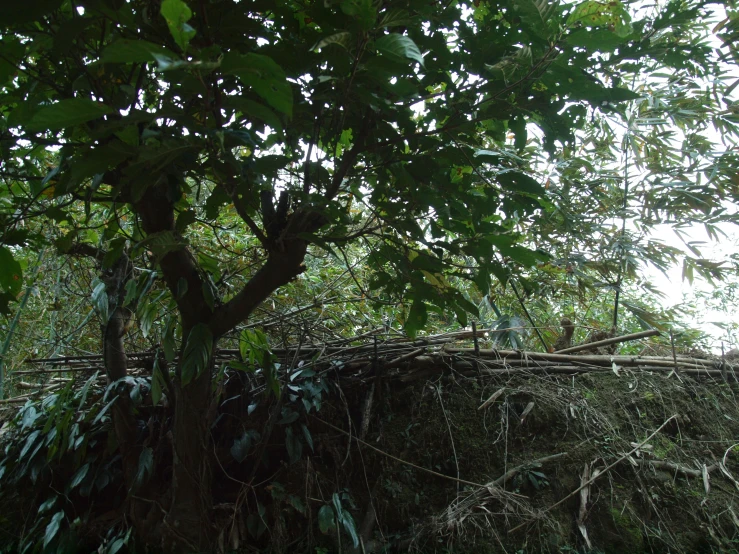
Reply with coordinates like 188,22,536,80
135,184,211,328
324,111,375,200
209,237,308,338
65,242,106,261
215,175,268,247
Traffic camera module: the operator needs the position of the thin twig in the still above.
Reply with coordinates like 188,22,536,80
311,416,521,493
435,384,460,496
508,414,677,534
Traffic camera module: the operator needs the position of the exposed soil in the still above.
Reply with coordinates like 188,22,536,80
2,362,739,553
296,369,739,553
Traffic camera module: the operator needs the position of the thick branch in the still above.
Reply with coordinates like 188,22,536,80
209,236,308,338
135,184,211,327
65,242,106,261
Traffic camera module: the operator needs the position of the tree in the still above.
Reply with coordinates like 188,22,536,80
0,0,735,549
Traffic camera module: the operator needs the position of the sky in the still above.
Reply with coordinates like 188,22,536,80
643,221,739,351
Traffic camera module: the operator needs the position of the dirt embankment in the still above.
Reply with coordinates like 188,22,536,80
299,370,739,553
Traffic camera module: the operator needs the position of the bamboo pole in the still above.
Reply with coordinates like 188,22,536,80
552,329,661,354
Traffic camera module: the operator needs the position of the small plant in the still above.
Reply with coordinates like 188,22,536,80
317,492,360,550
513,468,550,491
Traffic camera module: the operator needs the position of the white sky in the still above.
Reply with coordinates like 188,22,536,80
644,222,738,350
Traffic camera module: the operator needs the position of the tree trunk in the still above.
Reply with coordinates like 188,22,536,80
101,254,153,534
101,254,138,480
164,362,215,550
132,184,315,550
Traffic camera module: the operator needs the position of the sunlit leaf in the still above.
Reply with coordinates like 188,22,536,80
222,53,293,117
160,0,196,52
26,99,112,132
375,34,425,67
43,511,64,548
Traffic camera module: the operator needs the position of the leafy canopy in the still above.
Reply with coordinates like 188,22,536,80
0,0,734,339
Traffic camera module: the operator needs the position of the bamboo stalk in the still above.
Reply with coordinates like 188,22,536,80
444,348,713,368
552,329,661,354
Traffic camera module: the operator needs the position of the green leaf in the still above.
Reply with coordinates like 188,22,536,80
151,359,163,406
513,0,559,37
101,39,177,63
379,9,416,28
224,97,283,133
497,172,546,196
138,300,158,338
175,209,197,232
202,280,216,311
91,281,109,322
26,99,113,132
454,305,468,327
107,536,129,554
404,299,428,338
222,53,293,117
375,34,424,67
239,328,271,365
568,84,641,104
288,495,307,515
134,446,154,489
333,493,360,548
102,238,126,270
181,323,213,386
140,230,184,259
69,463,90,490
341,0,377,30
509,116,528,151
622,301,668,331
285,426,302,463
0,246,22,297
456,296,480,318
93,395,119,425
20,430,41,459
38,496,57,515
301,423,314,452
230,430,258,463
497,244,549,266
162,317,177,362
77,371,99,410
246,503,267,538
0,39,24,86
160,0,196,52
566,27,628,50
44,510,64,549
567,0,632,37
312,31,352,51
318,505,337,534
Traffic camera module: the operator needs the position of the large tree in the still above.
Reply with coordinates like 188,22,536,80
0,0,735,549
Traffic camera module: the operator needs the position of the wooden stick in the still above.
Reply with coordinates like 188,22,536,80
491,452,567,486
444,348,712,368
13,366,105,375
668,328,683,381
553,329,661,354
639,459,716,479
383,347,426,370
0,397,31,405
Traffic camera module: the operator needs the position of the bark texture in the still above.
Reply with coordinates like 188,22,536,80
133,183,317,551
